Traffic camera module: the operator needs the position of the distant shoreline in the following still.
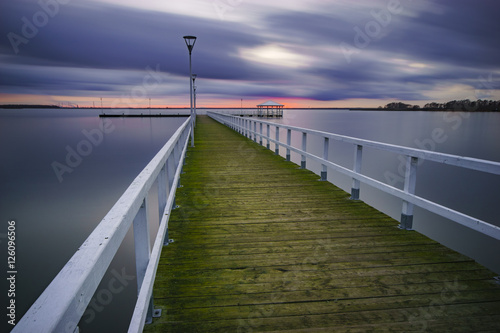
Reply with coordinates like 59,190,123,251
1,104,498,112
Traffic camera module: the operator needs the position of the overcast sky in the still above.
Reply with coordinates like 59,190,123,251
1,0,499,108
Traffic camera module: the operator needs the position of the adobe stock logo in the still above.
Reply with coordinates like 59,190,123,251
339,0,408,64
212,0,243,20
7,0,71,54
51,119,115,183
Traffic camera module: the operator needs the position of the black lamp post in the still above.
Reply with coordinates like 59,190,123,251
192,74,197,126
183,36,196,146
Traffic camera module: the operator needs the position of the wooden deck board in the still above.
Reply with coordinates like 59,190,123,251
144,116,500,332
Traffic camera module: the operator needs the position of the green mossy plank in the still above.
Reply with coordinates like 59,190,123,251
144,116,500,333
145,302,500,333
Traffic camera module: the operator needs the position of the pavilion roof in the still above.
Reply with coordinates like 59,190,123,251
257,100,284,107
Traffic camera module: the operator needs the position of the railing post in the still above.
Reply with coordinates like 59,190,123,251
134,198,150,291
321,137,329,181
166,155,176,209
190,116,195,147
400,156,418,230
173,141,179,167
164,154,177,247
174,143,182,188
286,129,291,161
301,132,307,169
254,121,257,143
158,164,167,221
171,144,178,188
133,198,160,323
275,126,280,155
182,129,188,168
351,145,363,200
259,122,263,146
266,124,270,149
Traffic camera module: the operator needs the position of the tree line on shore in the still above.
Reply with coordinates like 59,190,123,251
381,99,500,111
2,99,500,111
0,104,62,109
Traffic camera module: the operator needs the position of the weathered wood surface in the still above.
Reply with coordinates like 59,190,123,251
145,116,500,332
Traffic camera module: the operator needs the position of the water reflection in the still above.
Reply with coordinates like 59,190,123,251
0,109,186,332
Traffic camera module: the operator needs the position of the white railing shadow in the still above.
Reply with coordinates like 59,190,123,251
208,111,500,241
14,117,193,333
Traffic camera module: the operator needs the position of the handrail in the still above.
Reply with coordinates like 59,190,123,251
214,108,284,117
127,121,189,331
14,117,193,333
208,111,500,241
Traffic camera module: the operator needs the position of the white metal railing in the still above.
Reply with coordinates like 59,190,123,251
14,117,193,333
216,109,283,117
216,109,260,116
208,111,500,241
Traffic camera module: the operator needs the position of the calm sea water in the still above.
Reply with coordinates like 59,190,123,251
0,108,188,332
1,108,499,332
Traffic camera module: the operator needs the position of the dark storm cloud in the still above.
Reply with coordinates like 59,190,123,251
0,1,262,74
258,0,499,101
371,1,500,69
0,0,284,97
1,0,499,103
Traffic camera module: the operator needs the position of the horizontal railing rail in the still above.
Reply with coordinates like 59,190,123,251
208,111,500,241
216,109,260,116
215,108,283,117
14,117,193,333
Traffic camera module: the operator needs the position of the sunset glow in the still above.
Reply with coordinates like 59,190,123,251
1,0,499,108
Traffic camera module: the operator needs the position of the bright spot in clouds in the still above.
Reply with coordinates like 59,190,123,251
240,45,311,68
409,63,429,69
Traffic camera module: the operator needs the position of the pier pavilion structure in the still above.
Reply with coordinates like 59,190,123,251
257,100,284,117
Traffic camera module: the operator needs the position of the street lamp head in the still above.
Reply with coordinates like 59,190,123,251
183,35,197,54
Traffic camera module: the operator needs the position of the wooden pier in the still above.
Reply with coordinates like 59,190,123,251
98,113,189,117
145,116,500,332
